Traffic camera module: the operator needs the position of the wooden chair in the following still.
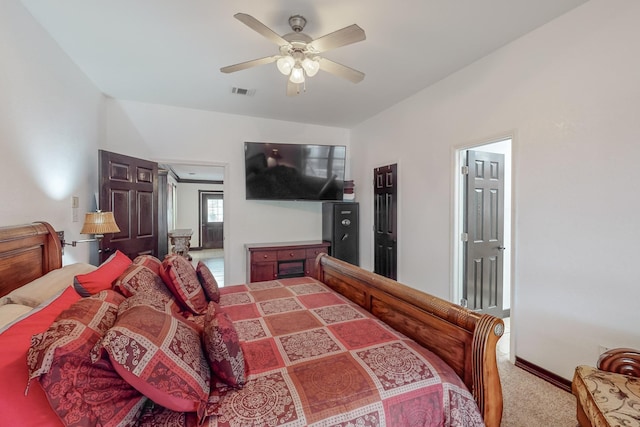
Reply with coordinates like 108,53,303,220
572,348,640,427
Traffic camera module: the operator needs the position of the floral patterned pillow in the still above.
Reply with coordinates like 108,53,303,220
100,301,211,421
160,255,208,314
196,261,220,303
27,290,146,426
202,301,246,388
27,289,125,381
132,254,163,276
113,264,181,314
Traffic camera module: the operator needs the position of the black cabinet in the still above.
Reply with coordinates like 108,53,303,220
322,202,359,266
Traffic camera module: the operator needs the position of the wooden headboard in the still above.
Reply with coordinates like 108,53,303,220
0,222,62,298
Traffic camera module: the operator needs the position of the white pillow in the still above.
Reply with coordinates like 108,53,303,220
1,263,97,307
0,303,33,331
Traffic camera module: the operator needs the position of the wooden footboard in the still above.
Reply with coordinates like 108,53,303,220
315,254,504,427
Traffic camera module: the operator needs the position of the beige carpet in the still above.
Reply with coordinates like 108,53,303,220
498,353,579,426
496,319,579,426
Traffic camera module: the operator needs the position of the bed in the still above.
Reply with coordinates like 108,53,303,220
0,221,504,427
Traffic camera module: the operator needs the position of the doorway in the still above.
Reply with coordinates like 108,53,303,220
200,191,223,249
373,163,398,280
160,161,228,286
453,138,512,318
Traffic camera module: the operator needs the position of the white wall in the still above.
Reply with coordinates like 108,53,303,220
105,99,350,285
351,0,640,380
0,0,105,265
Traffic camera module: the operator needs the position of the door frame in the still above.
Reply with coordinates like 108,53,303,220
155,159,229,286
451,132,516,360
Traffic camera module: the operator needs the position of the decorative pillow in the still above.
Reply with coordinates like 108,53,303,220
27,290,145,426
74,250,132,297
1,263,96,307
39,352,147,427
100,302,210,420
133,254,163,276
114,264,182,314
202,301,246,388
27,289,125,382
160,255,208,315
196,261,220,303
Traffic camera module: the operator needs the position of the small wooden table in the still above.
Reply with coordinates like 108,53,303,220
169,229,193,260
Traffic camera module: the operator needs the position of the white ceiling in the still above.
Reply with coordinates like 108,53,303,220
21,0,588,129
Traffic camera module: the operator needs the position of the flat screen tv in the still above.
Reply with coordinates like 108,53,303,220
244,141,346,201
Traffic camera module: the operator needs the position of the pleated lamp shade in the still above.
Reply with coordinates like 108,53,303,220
80,211,120,235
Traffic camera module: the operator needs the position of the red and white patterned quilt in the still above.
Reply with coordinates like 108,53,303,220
206,276,484,427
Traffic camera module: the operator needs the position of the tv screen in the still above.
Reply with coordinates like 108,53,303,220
244,142,346,201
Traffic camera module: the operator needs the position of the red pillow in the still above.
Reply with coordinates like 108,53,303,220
74,250,132,296
27,289,125,381
196,261,220,303
202,301,246,388
132,254,163,276
40,355,146,427
100,302,210,421
160,255,208,315
114,264,183,315
28,291,146,426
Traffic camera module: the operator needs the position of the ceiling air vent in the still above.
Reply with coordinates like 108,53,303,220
231,87,256,97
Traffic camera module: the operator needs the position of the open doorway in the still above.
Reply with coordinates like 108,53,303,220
451,135,516,363
195,190,224,286
160,162,227,286
452,136,513,318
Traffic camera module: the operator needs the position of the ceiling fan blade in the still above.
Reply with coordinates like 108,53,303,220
309,24,366,53
319,58,365,83
286,80,301,97
234,13,289,46
220,55,278,73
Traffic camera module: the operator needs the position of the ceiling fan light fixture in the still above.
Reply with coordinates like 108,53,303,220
301,57,320,77
276,56,295,75
289,65,305,84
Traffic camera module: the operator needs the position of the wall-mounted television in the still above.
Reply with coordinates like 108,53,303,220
244,141,346,201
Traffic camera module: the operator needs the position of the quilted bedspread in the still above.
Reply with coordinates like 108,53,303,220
205,276,484,427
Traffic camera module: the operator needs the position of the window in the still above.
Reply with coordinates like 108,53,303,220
207,199,223,222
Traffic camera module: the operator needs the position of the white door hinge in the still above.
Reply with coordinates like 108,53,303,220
461,165,469,175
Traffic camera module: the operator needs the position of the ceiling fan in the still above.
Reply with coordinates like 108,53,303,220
220,13,366,96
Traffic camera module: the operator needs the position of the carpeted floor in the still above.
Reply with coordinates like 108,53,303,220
498,321,579,426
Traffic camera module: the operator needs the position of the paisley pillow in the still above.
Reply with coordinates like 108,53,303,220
113,264,181,314
132,254,163,276
202,301,246,388
160,255,208,314
196,261,220,303
28,290,146,426
100,301,210,421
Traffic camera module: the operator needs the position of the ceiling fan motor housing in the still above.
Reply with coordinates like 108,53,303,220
288,15,306,32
